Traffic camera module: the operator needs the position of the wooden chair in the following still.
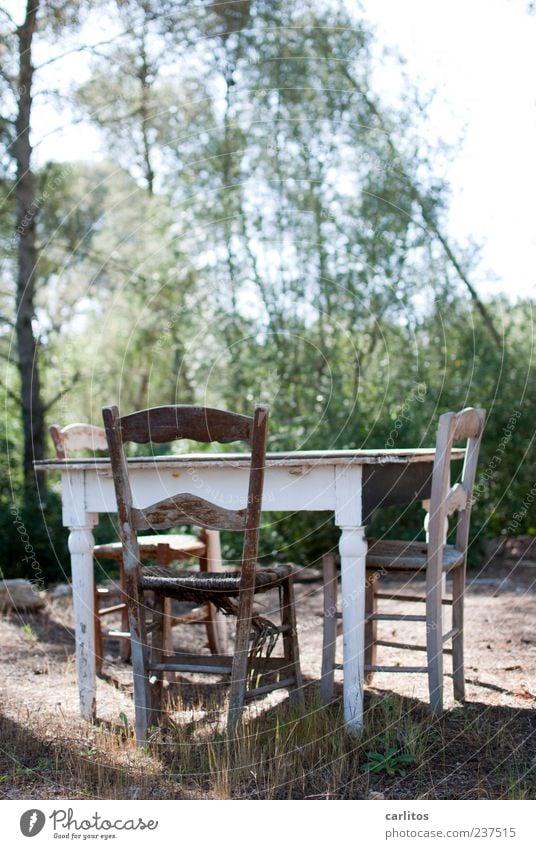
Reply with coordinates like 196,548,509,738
101,403,303,743
49,422,227,675
321,407,486,713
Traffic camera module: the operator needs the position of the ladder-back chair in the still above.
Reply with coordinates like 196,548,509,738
49,422,227,675
102,403,303,744
321,407,486,713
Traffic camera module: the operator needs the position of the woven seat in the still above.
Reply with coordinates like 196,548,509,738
102,402,303,744
366,539,464,573
140,564,293,602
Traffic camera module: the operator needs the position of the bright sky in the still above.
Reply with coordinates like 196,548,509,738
359,0,536,299
5,0,536,300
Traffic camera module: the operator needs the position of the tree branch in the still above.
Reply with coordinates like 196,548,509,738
337,60,503,348
43,370,80,413
0,4,17,29
34,33,127,70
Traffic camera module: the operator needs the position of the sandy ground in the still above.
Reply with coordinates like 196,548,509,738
1,558,534,722
0,561,536,799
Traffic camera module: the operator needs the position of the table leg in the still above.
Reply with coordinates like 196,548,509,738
204,529,229,654
68,522,97,721
338,526,368,732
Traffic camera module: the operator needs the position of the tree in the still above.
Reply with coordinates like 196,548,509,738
4,0,43,485
1,0,101,484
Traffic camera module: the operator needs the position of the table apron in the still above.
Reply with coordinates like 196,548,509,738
70,464,339,517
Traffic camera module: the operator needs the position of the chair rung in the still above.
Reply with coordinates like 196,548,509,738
169,606,209,626
375,639,454,656
331,642,453,657
374,593,453,605
365,665,428,673
367,613,427,622
332,652,452,674
97,603,127,617
104,629,130,639
375,592,426,603
376,639,427,652
442,627,460,643
148,654,291,675
245,678,298,699
151,661,232,675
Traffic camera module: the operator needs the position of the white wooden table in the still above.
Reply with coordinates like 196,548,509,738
37,448,463,731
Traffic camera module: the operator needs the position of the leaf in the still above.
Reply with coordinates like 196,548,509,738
366,751,385,761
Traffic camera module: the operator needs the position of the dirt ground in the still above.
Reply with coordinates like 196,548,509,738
0,555,535,798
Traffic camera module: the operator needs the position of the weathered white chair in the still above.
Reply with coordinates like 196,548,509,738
321,407,486,713
102,403,303,744
49,422,227,675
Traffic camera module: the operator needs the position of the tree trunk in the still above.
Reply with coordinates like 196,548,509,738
14,0,45,486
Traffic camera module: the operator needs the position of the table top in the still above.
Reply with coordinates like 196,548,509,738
35,447,465,471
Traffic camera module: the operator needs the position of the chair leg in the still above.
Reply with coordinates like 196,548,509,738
452,563,466,702
205,603,229,655
151,592,166,726
227,581,256,734
163,596,172,655
94,584,104,677
126,584,152,746
364,573,377,684
426,572,444,714
321,553,337,704
162,596,177,685
200,530,229,655
119,559,131,663
281,573,304,711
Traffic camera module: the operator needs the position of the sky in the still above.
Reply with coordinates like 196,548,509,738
358,0,536,300
5,0,536,300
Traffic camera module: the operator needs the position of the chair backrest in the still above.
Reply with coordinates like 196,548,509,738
49,422,109,459
102,404,269,590
427,407,486,572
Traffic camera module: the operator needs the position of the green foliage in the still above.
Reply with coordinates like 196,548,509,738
0,466,69,585
0,0,533,583
361,742,417,777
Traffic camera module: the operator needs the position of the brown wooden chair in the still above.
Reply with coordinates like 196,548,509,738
321,407,486,713
101,403,303,743
49,422,227,675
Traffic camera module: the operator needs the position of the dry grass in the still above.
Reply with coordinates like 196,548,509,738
1,686,534,800
0,559,535,800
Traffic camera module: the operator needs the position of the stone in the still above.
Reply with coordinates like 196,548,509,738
50,582,73,598
0,579,46,611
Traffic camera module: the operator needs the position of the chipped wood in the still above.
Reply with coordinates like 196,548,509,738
321,407,486,718
133,494,247,532
49,422,108,458
102,402,302,744
445,482,468,515
119,405,253,445
35,447,466,473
